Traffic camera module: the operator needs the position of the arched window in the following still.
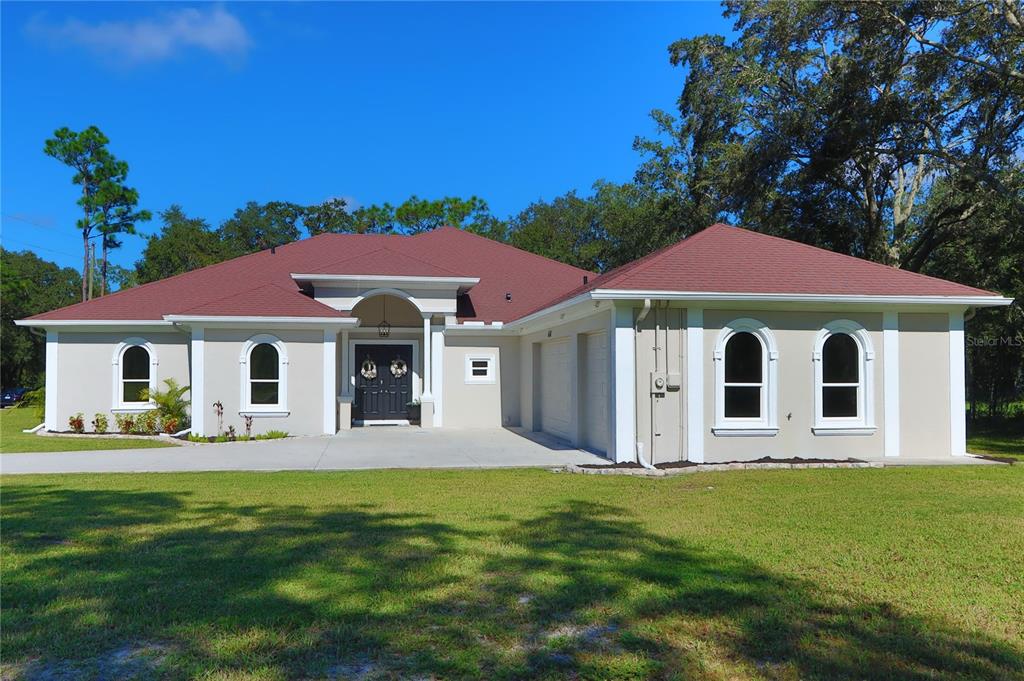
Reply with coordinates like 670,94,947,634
249,344,280,405
713,319,778,436
111,338,157,410
822,334,859,417
724,332,763,418
122,346,151,403
240,335,289,414
813,321,875,434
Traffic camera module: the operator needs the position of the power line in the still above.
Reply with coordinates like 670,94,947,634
0,236,79,259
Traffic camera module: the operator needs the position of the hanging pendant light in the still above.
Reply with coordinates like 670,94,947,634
378,296,391,337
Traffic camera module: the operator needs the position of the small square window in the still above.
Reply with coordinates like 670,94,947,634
465,355,495,384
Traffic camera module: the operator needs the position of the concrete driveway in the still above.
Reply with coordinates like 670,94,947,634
0,427,609,475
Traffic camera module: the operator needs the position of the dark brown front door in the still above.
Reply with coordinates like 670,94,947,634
353,344,413,421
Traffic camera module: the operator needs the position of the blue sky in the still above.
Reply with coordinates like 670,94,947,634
1,2,732,271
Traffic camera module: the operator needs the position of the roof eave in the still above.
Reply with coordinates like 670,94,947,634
162,315,358,327
291,273,480,292
588,289,1014,307
15,319,173,328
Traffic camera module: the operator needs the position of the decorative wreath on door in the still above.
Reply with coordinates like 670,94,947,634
360,357,377,380
390,357,408,378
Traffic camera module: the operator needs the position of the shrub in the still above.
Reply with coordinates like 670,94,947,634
91,413,109,434
68,413,85,434
114,413,135,434
143,378,190,430
162,417,180,434
257,430,289,440
20,387,45,423
244,415,253,438
134,410,159,434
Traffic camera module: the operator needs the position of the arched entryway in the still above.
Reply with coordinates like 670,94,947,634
346,293,428,425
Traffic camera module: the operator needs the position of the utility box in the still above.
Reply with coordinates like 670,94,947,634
650,371,667,395
666,372,682,391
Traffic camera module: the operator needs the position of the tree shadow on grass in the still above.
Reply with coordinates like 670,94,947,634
2,486,1021,680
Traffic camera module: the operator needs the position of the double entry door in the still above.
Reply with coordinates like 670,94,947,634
353,343,414,422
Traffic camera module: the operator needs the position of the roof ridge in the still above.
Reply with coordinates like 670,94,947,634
422,225,594,275
312,244,462,276
599,223,724,288
722,224,994,295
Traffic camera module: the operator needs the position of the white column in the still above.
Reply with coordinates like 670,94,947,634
190,326,205,436
44,330,58,431
611,303,636,463
322,328,337,435
686,308,705,463
431,324,444,426
340,329,350,397
949,309,967,456
883,311,901,457
421,315,433,399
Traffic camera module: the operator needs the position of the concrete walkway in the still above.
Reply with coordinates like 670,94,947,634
0,427,609,475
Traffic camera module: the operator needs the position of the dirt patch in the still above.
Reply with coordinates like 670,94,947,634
18,641,176,681
971,454,1016,464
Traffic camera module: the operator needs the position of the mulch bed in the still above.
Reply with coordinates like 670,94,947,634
971,453,1016,464
582,456,866,470
578,462,646,470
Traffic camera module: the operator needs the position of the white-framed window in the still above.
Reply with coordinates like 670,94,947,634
812,320,875,435
464,354,495,384
713,318,778,436
239,335,289,415
111,338,158,412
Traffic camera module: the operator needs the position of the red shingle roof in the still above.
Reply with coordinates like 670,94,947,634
306,247,469,278
174,283,347,318
521,223,998,317
27,223,1001,325
27,227,590,323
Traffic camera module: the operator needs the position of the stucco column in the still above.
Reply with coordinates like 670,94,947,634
431,323,445,427
949,309,967,456
610,303,636,463
189,326,205,436
338,329,352,430
883,311,901,457
421,315,433,400
322,328,337,435
685,308,704,463
44,330,58,431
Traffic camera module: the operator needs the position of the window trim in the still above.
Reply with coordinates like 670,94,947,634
712,319,778,436
812,320,876,435
239,334,289,416
111,338,158,412
464,353,496,384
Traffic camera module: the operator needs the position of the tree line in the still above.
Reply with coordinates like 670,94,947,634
5,0,1022,417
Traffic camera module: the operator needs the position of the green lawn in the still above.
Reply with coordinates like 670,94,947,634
968,419,1024,461
2,467,1022,680
0,407,174,453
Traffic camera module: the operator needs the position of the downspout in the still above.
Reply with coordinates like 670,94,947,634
633,299,656,470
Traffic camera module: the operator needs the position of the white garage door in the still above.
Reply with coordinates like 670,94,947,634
581,332,608,454
540,339,571,441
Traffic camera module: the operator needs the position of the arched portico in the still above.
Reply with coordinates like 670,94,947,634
336,290,439,429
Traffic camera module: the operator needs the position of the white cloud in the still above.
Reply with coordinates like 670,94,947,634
26,6,251,65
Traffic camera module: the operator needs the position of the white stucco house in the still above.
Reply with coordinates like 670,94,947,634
17,223,1012,463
